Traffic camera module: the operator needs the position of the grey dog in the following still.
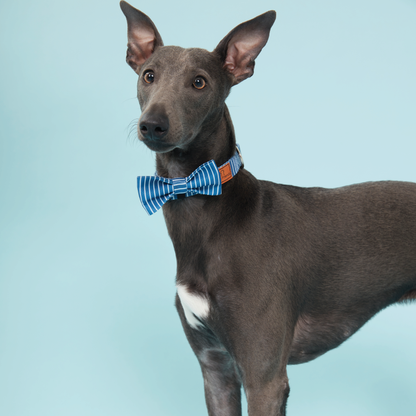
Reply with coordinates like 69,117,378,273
121,2,416,414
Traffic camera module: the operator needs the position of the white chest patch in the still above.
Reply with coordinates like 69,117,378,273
176,283,210,329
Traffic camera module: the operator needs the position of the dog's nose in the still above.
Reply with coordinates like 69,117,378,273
139,113,169,141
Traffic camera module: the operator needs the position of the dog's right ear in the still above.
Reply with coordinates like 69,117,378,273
120,1,164,72
214,11,276,85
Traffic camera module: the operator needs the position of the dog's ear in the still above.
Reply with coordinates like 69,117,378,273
120,1,164,72
214,11,276,85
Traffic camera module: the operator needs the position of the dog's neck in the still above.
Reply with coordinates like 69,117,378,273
155,105,236,179
158,105,244,275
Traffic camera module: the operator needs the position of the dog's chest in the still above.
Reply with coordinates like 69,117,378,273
176,284,210,329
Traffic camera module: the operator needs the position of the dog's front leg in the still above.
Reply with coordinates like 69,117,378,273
198,343,289,416
234,341,290,416
244,369,290,416
230,312,292,416
176,296,242,416
199,348,242,416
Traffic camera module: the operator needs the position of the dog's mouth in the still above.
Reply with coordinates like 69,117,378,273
141,137,176,153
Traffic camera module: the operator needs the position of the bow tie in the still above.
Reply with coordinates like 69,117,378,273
137,145,243,215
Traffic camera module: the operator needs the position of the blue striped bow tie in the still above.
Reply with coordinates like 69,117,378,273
137,145,243,215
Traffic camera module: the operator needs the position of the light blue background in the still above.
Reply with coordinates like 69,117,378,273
1,0,415,415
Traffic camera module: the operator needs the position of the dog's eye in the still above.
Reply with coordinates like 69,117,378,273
143,71,155,84
193,77,206,90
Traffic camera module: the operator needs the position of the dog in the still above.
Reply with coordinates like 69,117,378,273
120,2,416,414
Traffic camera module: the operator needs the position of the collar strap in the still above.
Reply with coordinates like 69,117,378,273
218,144,243,184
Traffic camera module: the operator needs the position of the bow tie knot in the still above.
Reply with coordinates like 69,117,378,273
171,178,188,195
137,145,243,215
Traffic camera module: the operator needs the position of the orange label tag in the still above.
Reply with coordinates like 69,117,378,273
219,163,232,184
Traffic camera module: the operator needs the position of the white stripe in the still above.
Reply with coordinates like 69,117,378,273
177,284,210,329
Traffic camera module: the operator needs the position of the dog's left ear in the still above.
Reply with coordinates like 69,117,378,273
214,11,276,85
120,1,164,72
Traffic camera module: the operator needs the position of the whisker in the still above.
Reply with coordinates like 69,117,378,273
125,118,140,145
123,96,139,103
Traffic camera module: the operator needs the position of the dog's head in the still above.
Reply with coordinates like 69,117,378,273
120,1,275,153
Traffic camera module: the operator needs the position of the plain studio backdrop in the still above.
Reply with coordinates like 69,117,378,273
1,0,415,415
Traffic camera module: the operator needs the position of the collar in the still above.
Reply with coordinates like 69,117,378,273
137,144,243,215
